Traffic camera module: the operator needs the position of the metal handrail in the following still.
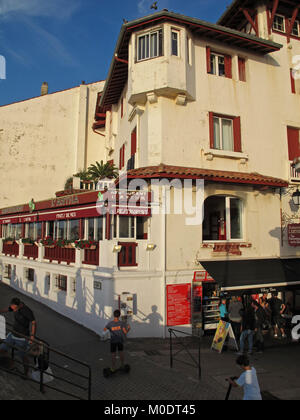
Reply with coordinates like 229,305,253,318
0,320,92,400
168,328,202,380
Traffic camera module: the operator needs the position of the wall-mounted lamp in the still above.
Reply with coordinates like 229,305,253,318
113,245,122,253
146,244,156,251
292,189,300,206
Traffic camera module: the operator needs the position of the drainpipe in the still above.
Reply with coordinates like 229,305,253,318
162,185,167,339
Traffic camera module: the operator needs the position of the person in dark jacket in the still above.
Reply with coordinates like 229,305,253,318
238,305,256,355
252,300,266,353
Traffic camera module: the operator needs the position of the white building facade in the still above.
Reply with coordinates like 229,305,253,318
1,1,300,337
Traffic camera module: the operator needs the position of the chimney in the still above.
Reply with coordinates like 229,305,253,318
41,82,48,96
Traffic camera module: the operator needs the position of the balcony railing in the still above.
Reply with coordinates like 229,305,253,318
290,162,300,180
44,246,76,265
3,241,19,257
23,244,39,260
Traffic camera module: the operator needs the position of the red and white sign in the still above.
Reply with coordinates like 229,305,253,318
193,271,215,282
166,284,191,327
288,224,300,247
0,214,38,225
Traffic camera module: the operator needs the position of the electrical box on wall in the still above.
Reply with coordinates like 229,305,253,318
119,292,136,319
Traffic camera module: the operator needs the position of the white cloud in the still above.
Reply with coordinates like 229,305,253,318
0,0,80,19
138,0,148,15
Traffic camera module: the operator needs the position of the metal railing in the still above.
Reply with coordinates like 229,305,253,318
0,321,92,400
168,328,202,380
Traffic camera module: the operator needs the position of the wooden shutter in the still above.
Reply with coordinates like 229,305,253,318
233,117,242,152
131,128,137,156
209,112,215,149
290,68,296,94
238,58,246,82
206,47,211,73
224,55,232,79
287,127,300,160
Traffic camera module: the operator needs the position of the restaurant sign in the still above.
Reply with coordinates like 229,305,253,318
288,224,300,247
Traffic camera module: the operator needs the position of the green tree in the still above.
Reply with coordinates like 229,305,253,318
87,160,119,181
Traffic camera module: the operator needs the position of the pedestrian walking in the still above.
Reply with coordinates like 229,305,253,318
227,355,262,401
238,304,256,355
267,292,286,339
103,309,130,373
252,300,266,353
0,297,36,377
228,296,243,342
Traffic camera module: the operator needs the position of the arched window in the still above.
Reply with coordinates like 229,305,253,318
203,196,243,241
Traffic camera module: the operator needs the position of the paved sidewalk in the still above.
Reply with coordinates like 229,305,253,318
0,282,299,401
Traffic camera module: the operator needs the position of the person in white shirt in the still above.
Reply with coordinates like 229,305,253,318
227,355,262,401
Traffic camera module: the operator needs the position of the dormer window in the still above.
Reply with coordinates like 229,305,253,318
273,15,285,32
137,29,163,62
291,20,299,37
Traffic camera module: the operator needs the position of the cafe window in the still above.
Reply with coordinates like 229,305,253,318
57,221,67,240
27,223,36,240
203,196,243,241
55,274,67,292
119,216,135,239
47,221,55,238
69,219,80,241
86,217,104,241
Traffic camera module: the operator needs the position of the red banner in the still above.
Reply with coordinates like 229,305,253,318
167,284,191,327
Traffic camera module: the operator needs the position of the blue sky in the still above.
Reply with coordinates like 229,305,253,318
0,0,231,106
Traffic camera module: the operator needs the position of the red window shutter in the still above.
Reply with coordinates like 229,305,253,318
287,127,300,160
122,144,125,168
209,112,214,148
119,148,122,169
290,68,296,94
131,128,137,156
238,58,246,82
233,117,242,152
206,47,211,73
224,55,232,79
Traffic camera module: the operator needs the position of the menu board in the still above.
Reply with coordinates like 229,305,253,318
167,284,191,326
288,224,300,247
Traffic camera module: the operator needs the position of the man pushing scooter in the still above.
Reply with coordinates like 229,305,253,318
103,309,131,376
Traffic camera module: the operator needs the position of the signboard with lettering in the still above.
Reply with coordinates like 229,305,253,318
166,284,191,327
288,224,300,247
193,271,215,282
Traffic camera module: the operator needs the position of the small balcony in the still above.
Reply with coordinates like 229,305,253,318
82,246,100,266
290,161,300,181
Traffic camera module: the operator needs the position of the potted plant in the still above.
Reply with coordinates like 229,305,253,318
74,240,98,250
3,237,14,245
41,237,56,248
22,238,35,246
56,239,75,249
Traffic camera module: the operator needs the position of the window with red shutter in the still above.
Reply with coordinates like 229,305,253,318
238,57,246,82
209,113,242,152
131,128,137,156
290,69,296,94
287,127,300,161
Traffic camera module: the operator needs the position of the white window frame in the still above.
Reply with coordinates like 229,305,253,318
203,196,244,242
85,217,104,241
210,53,225,77
137,28,162,62
273,14,285,33
291,20,299,37
118,216,136,240
213,116,234,151
171,29,180,57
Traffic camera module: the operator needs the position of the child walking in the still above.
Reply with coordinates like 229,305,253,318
103,309,130,372
227,355,262,400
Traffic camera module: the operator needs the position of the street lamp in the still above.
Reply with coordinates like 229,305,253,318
292,189,300,206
